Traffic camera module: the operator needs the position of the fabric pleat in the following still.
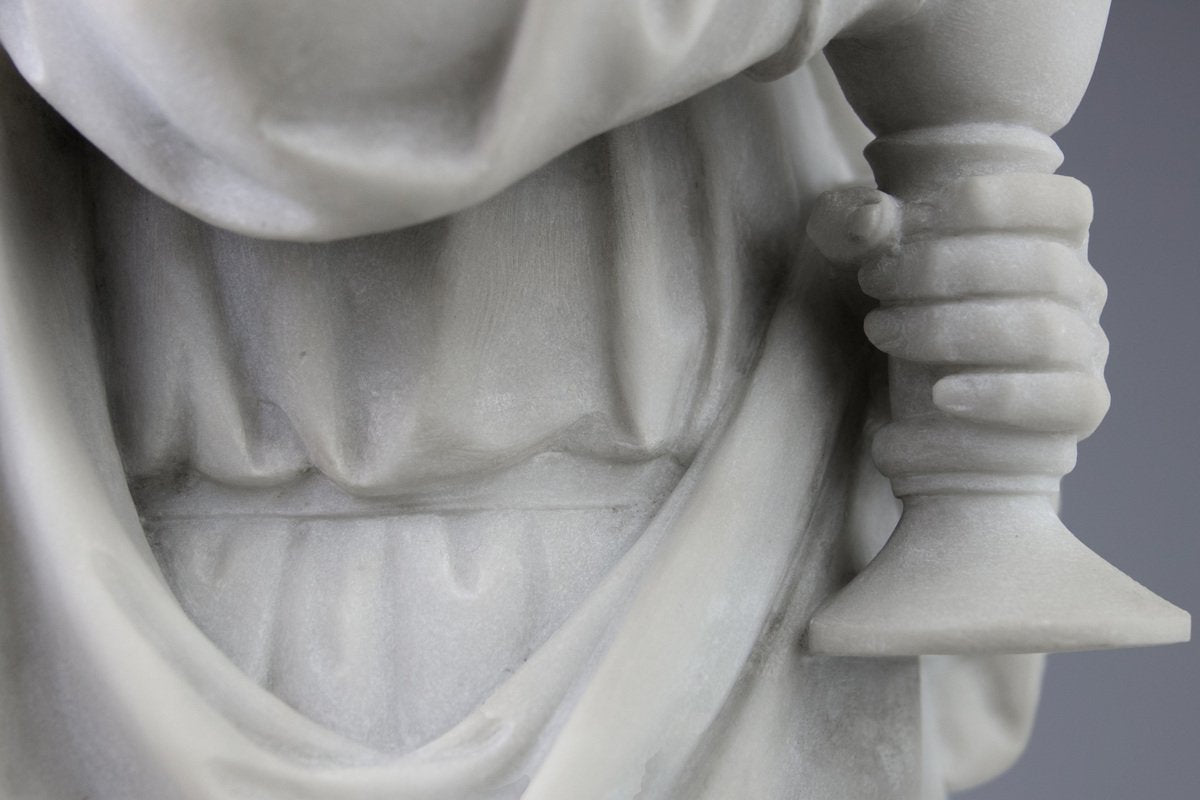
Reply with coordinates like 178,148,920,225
0,19,1043,797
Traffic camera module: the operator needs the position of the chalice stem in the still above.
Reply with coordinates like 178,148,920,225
805,125,1190,655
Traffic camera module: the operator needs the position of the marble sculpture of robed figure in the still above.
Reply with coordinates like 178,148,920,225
0,1,1188,799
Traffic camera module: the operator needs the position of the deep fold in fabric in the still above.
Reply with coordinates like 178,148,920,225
0,10,1042,793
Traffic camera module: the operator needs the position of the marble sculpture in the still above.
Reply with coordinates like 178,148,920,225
0,0,1189,798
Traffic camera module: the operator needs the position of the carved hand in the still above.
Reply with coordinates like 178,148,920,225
810,174,1110,441
804,160,1190,655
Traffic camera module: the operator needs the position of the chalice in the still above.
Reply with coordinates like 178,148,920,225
804,0,1190,655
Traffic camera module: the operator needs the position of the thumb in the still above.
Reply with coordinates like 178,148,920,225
806,187,901,264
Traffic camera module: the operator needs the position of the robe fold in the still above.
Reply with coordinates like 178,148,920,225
0,4,1042,797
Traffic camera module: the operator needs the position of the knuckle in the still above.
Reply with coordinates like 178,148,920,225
1043,175,1095,225
1021,302,1085,366
1042,243,1080,284
1059,175,1094,210
1093,383,1113,422
1077,376,1111,434
1084,264,1109,312
1091,325,1110,367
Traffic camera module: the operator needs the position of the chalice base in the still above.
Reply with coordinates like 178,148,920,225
806,493,1191,655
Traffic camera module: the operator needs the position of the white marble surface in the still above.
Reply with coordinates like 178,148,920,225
0,1,1188,798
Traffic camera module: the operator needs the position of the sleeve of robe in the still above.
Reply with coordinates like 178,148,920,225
0,0,921,240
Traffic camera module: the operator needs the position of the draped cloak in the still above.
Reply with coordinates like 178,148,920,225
0,3,1043,798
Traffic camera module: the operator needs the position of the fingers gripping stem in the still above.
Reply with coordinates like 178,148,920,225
807,162,1110,489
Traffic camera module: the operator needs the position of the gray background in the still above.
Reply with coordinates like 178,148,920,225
958,1,1199,798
